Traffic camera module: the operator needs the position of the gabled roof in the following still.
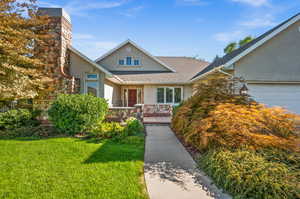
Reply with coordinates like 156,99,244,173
94,39,176,72
109,56,209,84
191,12,300,82
68,46,113,77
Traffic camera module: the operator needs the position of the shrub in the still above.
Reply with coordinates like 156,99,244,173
199,149,299,199
124,117,144,136
172,77,250,139
48,94,108,135
88,122,125,139
0,126,59,138
183,103,298,152
172,78,299,152
0,109,39,130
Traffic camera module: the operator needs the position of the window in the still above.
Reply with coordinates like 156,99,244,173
134,59,140,66
86,81,98,97
126,57,132,65
85,73,99,97
119,59,125,65
174,88,182,103
156,87,182,104
157,88,165,103
86,74,98,80
166,88,173,103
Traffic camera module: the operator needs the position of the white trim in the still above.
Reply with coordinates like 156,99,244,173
190,14,300,83
225,14,300,67
86,73,99,80
95,39,176,72
156,86,183,105
190,66,224,82
84,78,99,97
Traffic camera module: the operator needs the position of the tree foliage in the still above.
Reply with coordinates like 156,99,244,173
172,77,299,152
224,36,254,54
0,0,52,100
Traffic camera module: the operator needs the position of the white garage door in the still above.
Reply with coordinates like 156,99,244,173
248,84,300,114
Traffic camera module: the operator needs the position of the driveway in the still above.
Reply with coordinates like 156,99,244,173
144,125,231,199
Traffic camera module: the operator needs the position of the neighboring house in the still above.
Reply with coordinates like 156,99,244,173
38,8,209,107
191,13,300,114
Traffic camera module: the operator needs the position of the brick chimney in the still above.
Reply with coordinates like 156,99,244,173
37,8,73,94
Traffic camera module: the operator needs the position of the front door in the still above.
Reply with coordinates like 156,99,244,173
128,89,137,107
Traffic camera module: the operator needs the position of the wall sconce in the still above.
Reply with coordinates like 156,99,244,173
240,83,249,96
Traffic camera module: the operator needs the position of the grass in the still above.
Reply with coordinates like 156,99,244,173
0,136,148,199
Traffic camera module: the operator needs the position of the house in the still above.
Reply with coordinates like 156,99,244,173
191,13,300,114
38,8,209,108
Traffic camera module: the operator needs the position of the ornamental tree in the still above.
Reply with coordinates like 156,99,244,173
0,0,52,100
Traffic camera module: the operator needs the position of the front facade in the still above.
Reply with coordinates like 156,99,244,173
38,8,209,108
192,13,300,114
96,41,208,107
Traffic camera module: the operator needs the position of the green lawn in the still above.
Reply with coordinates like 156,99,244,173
0,137,148,199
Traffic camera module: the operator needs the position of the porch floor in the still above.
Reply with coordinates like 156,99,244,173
143,117,172,124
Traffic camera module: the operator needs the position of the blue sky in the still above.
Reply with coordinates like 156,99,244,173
38,0,300,62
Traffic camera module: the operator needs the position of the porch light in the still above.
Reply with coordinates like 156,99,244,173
240,83,249,96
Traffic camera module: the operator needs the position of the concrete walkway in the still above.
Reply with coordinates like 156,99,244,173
144,125,231,199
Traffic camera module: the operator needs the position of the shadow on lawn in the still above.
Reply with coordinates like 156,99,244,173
81,139,144,164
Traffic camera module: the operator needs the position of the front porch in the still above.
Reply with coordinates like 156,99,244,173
107,104,173,124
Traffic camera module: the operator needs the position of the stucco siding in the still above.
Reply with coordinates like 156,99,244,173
183,85,193,100
98,43,170,72
234,20,300,81
104,80,121,107
69,51,105,97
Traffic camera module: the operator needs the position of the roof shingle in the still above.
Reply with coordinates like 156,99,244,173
111,57,209,84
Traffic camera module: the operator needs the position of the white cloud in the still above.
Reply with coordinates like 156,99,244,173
176,0,207,6
120,6,144,17
64,0,128,16
239,14,277,28
213,30,246,42
231,0,269,7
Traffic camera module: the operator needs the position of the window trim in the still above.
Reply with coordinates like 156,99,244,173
84,73,99,97
86,73,99,80
123,88,143,107
156,86,183,105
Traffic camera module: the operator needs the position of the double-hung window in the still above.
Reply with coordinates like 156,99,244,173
85,73,99,97
156,87,182,104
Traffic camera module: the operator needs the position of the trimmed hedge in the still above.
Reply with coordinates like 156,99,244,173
88,117,144,139
48,94,108,135
124,117,144,136
89,122,125,139
200,149,300,199
0,109,39,130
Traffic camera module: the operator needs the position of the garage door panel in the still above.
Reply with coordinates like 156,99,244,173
248,84,300,114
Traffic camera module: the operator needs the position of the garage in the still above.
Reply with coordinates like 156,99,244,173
248,84,300,114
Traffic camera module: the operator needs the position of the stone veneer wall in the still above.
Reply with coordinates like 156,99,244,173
36,8,73,97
